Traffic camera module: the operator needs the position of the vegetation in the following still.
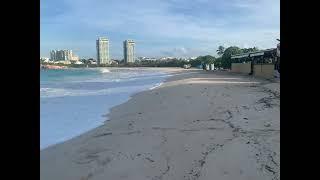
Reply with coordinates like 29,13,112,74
135,59,187,67
220,46,243,69
189,55,215,67
216,46,225,56
186,46,259,69
242,47,259,53
41,45,259,69
220,46,259,69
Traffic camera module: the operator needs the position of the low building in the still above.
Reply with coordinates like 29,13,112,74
69,59,83,65
160,57,175,61
110,60,119,65
54,60,71,65
71,55,80,61
42,59,52,63
90,60,97,65
231,48,277,64
138,57,146,61
145,58,157,61
74,61,83,65
231,48,277,78
45,60,54,63
40,57,50,61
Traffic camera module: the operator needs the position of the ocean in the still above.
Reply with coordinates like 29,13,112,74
40,67,171,149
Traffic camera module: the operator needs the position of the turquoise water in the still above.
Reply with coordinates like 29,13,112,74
41,68,99,83
40,68,170,149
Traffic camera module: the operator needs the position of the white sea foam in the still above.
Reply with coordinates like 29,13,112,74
40,84,154,98
40,68,173,149
99,68,110,73
149,82,163,90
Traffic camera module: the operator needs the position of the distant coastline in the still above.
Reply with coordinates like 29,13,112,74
41,64,68,69
40,62,191,69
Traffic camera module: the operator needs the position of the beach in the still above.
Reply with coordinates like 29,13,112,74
40,67,185,149
40,69,280,180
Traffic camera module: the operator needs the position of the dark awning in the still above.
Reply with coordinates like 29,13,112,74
231,53,250,59
231,48,276,59
249,52,264,57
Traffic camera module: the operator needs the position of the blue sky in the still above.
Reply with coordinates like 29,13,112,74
41,0,279,59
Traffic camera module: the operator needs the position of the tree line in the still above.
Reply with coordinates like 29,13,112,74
41,45,259,69
188,46,258,69
131,45,258,69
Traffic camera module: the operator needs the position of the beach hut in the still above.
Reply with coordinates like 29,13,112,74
231,48,277,78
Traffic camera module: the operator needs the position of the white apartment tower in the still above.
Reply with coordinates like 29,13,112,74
123,40,135,63
96,37,110,65
50,50,73,61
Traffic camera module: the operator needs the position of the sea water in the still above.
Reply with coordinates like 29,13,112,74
40,67,170,149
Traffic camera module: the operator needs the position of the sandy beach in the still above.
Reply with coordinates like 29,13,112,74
40,69,280,180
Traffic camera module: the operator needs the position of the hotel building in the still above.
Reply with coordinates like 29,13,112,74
96,37,110,65
123,40,135,63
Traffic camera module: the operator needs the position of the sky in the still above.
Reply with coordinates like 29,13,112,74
40,0,280,59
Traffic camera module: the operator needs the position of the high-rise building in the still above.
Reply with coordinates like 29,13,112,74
96,37,110,65
66,50,73,60
50,50,56,61
50,50,73,61
123,40,135,63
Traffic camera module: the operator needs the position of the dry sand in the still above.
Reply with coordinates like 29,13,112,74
41,69,280,180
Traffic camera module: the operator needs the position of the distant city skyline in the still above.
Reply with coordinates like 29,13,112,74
41,0,279,59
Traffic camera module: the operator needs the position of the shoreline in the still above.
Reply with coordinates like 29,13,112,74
41,64,68,69
41,70,279,180
40,67,190,149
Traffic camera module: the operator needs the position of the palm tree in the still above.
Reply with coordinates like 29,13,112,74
216,46,225,56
